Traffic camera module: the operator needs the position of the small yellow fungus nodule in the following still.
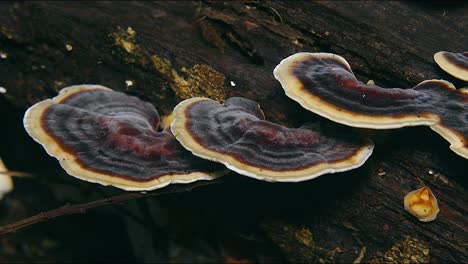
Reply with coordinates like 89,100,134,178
404,186,439,222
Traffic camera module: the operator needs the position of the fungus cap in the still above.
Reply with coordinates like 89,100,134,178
0,159,13,200
0,174,12,200
171,97,374,182
404,186,439,222
434,51,468,82
274,52,468,159
23,85,223,191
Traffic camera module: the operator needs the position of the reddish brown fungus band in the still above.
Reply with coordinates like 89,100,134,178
274,52,468,159
171,97,374,182
23,85,223,191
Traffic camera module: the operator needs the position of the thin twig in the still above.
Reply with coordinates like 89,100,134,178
0,180,219,235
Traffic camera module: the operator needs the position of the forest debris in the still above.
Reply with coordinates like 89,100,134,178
113,26,137,53
260,220,315,263
291,38,304,48
200,7,237,25
352,246,366,264
198,7,264,63
111,27,143,65
260,220,342,263
225,31,263,64
425,168,450,185
65,44,73,51
368,236,430,264
125,80,134,87
198,19,225,53
0,26,15,39
53,81,66,90
377,168,386,176
242,20,258,31
433,173,449,185
342,221,359,231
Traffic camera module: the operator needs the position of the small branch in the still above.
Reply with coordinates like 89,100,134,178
0,180,219,235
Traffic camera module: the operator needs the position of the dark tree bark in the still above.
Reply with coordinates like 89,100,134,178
0,1,466,263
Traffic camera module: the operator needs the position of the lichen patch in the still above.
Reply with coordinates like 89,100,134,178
368,236,430,264
151,55,226,101
112,26,138,54
111,26,226,101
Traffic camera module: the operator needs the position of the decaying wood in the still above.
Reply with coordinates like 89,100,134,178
0,1,466,262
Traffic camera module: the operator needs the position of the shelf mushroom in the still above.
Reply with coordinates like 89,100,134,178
23,85,223,191
274,52,468,159
434,51,468,82
0,159,13,200
170,97,374,182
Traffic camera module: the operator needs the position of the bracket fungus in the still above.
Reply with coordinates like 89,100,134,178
0,159,13,200
434,51,468,82
23,85,223,191
404,186,439,222
170,97,374,182
274,52,468,159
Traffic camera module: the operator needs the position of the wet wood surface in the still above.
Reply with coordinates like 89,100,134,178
0,1,466,263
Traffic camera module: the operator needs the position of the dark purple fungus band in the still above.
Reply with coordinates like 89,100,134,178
171,97,374,182
274,52,468,159
434,51,468,82
23,85,224,191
